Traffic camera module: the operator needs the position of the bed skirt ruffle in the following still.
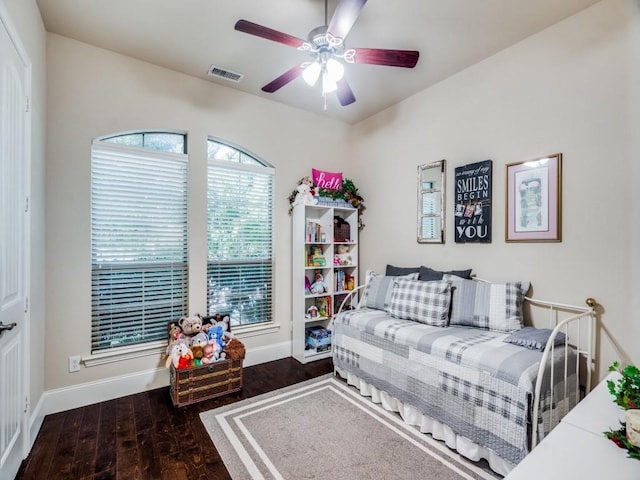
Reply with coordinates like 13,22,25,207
334,366,515,477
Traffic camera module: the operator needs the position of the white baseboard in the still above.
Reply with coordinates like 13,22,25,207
243,340,291,368
38,341,291,416
28,396,45,451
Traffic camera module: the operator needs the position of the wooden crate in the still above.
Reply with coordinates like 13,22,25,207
169,358,243,407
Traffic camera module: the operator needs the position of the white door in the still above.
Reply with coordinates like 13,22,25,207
0,10,28,480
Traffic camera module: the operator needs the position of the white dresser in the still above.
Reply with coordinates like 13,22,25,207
505,372,640,479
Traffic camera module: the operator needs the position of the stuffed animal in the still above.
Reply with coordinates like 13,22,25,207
224,338,246,361
199,312,234,338
191,345,204,367
207,325,226,351
199,314,214,333
178,315,202,336
300,175,314,189
201,343,216,364
310,273,328,294
167,342,193,369
293,183,318,206
165,321,185,364
335,244,352,265
215,314,234,339
190,332,208,349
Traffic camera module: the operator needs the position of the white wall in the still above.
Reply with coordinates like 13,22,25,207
3,0,47,441
44,33,352,394
352,0,639,378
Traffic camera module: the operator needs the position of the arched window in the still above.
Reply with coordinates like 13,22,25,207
91,131,188,352
207,138,274,327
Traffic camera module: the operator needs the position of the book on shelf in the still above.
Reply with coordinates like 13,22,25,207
314,296,332,318
334,270,355,292
305,220,325,243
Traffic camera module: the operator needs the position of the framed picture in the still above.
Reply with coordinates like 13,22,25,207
454,160,492,243
505,153,562,242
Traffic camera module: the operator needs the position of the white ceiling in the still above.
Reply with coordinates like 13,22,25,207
35,0,601,124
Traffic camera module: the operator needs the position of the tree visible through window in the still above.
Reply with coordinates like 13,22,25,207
207,139,274,327
91,132,188,352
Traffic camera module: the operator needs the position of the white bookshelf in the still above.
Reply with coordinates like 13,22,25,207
292,204,359,363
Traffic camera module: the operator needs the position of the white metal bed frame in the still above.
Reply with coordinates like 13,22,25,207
526,296,596,447
334,285,597,452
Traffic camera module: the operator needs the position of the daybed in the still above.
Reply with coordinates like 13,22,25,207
332,266,596,476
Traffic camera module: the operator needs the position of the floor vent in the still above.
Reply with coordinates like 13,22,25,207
207,65,244,83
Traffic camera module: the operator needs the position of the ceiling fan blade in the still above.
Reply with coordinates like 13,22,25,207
261,64,305,93
336,78,356,106
235,19,306,48
350,48,419,68
327,0,368,40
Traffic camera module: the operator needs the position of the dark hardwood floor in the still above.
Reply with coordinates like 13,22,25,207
15,357,333,480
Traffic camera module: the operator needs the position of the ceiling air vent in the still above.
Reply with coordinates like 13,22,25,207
207,65,244,83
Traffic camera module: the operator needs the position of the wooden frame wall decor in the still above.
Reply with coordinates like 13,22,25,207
505,153,562,242
417,160,446,243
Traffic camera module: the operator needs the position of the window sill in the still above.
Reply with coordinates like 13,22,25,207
82,341,166,367
233,321,280,339
81,322,281,367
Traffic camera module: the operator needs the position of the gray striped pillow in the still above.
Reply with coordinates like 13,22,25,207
443,275,530,332
387,278,452,326
359,270,419,311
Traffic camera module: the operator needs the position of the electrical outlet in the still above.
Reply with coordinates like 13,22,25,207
69,355,81,373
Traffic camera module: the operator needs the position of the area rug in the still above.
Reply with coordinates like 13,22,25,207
200,374,500,480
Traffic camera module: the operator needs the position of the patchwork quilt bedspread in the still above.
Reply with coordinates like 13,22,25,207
332,308,577,466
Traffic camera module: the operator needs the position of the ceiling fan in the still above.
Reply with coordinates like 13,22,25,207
234,0,419,108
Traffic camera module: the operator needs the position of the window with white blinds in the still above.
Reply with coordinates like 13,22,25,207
91,139,188,352
207,140,274,327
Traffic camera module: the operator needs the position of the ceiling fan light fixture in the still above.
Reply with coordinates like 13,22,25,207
322,72,338,94
326,58,345,83
234,0,419,108
302,62,321,86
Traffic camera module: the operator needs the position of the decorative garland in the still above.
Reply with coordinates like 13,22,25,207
607,361,640,410
288,176,366,229
605,424,640,460
604,361,640,460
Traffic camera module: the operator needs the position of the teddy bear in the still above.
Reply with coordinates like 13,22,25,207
178,315,202,336
335,244,352,265
191,344,204,367
310,272,328,294
297,175,316,195
224,338,246,361
293,183,318,206
207,325,226,351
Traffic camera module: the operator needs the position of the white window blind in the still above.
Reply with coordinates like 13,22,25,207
91,142,188,352
207,155,274,327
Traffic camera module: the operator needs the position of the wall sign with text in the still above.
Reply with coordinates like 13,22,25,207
454,160,492,243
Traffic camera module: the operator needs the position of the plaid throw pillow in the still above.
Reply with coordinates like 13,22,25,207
387,279,452,326
359,270,419,311
443,275,530,332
